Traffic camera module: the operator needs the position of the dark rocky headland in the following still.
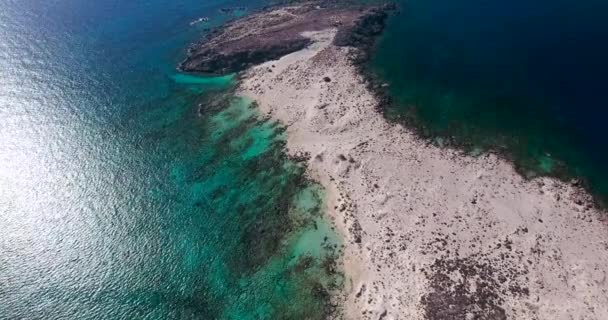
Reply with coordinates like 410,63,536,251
179,1,394,75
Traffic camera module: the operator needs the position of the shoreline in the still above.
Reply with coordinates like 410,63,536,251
237,28,608,319
353,16,608,211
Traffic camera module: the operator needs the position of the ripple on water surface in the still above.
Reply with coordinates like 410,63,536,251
0,0,342,317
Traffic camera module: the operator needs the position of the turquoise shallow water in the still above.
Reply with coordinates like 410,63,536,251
372,0,608,204
0,0,340,318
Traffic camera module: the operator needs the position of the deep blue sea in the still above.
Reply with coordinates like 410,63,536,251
0,0,341,319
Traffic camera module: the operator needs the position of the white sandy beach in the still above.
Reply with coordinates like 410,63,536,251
238,29,608,319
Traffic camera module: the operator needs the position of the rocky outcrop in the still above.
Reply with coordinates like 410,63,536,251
179,2,394,75
334,3,395,61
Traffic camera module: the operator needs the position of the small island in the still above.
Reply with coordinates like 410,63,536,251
182,1,608,319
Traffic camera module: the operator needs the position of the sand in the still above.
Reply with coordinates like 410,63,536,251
238,29,608,320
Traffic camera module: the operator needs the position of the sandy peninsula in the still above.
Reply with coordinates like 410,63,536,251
186,3,608,319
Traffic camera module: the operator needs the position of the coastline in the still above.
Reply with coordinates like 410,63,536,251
181,3,608,319
237,28,608,319
357,4,608,211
